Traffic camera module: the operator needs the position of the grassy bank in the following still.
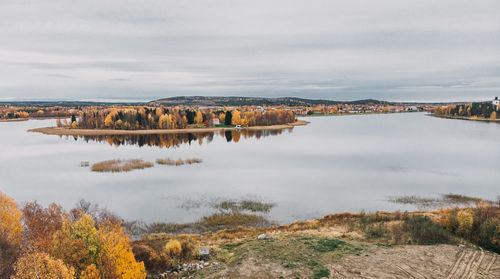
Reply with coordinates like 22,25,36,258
132,201,500,278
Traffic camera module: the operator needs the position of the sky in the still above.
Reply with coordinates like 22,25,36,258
1,0,499,102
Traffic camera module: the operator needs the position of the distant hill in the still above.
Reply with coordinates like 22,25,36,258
0,101,144,107
150,96,391,107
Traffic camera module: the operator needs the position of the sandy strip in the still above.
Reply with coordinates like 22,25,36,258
28,120,309,136
431,114,500,123
0,118,29,122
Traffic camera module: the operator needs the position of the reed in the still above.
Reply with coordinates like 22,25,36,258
156,158,203,166
91,159,153,172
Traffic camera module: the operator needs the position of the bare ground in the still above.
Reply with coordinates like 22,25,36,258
330,245,498,279
191,244,498,279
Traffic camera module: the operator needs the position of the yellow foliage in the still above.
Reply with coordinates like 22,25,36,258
165,239,182,257
0,190,23,246
457,210,474,236
115,119,123,129
11,252,74,279
439,208,453,229
159,114,169,129
98,223,146,279
104,111,115,127
194,111,203,124
52,214,101,275
231,110,241,126
80,264,100,279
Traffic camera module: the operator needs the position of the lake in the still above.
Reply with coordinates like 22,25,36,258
1,112,499,224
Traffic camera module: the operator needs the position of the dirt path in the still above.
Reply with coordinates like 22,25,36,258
330,245,498,279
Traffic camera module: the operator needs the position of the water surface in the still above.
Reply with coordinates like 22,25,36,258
1,113,499,224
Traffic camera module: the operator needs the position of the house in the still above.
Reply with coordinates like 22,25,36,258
212,118,220,125
492,97,499,111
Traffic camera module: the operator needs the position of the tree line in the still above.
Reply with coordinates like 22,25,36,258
1,106,75,119
67,107,296,130
434,102,498,120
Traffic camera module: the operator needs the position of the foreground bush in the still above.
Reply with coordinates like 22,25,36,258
11,252,74,279
440,203,500,252
0,190,146,279
403,215,451,245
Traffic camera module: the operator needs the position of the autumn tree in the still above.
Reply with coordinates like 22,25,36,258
52,214,101,276
80,264,100,279
194,111,203,124
0,235,18,279
0,192,22,278
0,190,23,246
231,110,241,126
22,202,63,253
98,222,146,279
11,252,74,279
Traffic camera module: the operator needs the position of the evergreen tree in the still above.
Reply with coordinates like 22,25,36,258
224,111,232,125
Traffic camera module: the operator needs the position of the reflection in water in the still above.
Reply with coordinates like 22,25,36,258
73,128,292,148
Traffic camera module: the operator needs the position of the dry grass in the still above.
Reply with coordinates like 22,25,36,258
91,159,153,172
388,193,487,208
156,158,203,166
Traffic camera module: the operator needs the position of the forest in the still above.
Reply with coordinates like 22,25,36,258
67,107,296,130
433,102,498,119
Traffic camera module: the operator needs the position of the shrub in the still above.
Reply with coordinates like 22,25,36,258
457,210,474,237
438,204,500,252
365,223,389,239
403,215,450,245
165,239,182,257
132,244,170,273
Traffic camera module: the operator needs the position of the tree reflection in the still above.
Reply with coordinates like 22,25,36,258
72,128,292,148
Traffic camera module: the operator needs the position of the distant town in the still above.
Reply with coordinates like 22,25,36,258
1,96,499,123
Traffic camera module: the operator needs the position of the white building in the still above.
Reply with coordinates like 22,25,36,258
212,118,220,125
492,97,499,111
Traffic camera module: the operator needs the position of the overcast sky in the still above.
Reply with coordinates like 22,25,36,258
1,0,499,102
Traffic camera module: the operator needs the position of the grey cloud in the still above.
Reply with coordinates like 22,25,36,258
0,0,499,101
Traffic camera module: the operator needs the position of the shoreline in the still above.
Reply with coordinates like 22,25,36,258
0,118,29,122
28,119,309,136
431,114,500,123
300,111,420,117
0,116,70,122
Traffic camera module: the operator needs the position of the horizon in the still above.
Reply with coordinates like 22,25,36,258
0,95,498,104
1,1,500,102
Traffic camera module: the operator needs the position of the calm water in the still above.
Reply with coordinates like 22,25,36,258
1,113,499,224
